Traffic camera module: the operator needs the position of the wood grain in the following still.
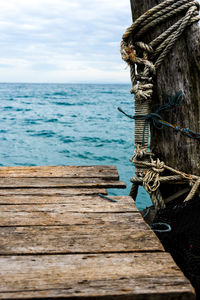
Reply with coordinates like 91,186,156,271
0,164,194,299
0,195,134,209
0,223,163,254
0,165,119,179
0,253,195,299
0,177,126,188
0,208,142,226
0,187,108,196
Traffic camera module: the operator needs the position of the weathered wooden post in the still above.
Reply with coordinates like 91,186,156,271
126,0,200,201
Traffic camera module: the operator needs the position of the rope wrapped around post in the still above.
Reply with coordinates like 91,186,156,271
130,156,200,208
120,0,200,210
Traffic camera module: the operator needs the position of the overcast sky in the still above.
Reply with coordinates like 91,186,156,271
0,0,132,83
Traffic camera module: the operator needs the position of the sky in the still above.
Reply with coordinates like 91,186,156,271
0,0,132,83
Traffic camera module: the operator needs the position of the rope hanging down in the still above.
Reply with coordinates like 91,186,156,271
120,0,200,210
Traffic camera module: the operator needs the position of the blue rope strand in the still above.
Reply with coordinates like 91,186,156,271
156,90,184,114
118,90,200,143
150,222,172,233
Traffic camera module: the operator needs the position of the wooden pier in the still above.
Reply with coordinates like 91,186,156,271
0,165,195,299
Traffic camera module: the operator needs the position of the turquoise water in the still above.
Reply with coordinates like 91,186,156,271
0,83,151,210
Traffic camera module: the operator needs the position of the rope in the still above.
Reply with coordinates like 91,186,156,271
98,194,118,203
121,0,199,148
120,0,200,209
152,189,166,210
159,120,200,141
142,207,151,219
131,157,200,204
118,91,200,143
184,178,200,202
143,159,165,193
150,222,172,233
129,182,139,200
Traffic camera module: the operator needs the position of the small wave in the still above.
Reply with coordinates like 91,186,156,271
59,149,70,154
110,138,127,145
101,138,127,145
23,119,42,125
76,152,92,160
59,122,72,127
94,155,119,162
15,108,25,112
52,101,87,106
3,106,31,112
81,137,101,143
53,92,67,96
30,130,55,138
45,118,58,123
58,136,75,143
75,152,119,162
80,137,126,145
3,106,13,110
16,95,31,99
99,91,113,94
52,101,73,106
26,130,34,133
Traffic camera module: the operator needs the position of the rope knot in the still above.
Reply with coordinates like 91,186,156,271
121,42,137,65
143,158,165,194
143,60,156,75
152,159,165,173
130,83,153,102
152,166,165,173
133,144,149,159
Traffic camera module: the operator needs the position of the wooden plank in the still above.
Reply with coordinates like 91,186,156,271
0,177,126,188
0,195,134,210
0,165,119,179
0,253,195,299
0,188,108,196
0,207,142,226
0,223,163,254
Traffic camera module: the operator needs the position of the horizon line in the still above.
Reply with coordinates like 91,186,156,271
0,81,131,85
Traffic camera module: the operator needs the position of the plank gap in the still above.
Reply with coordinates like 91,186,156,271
0,250,165,256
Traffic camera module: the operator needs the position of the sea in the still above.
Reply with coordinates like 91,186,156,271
0,83,151,210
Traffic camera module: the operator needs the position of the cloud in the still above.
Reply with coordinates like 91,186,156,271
0,0,132,83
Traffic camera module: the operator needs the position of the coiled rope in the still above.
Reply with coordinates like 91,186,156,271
120,0,200,210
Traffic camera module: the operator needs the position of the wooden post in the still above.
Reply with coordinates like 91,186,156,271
129,0,200,184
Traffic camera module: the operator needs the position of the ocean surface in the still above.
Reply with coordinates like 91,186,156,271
0,83,151,210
